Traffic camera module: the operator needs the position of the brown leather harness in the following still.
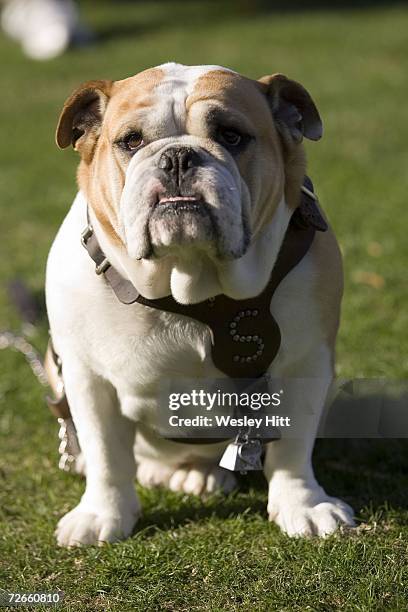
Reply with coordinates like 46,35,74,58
46,177,327,452
81,177,326,377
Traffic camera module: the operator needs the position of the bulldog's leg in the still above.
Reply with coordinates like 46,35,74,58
264,346,355,537
55,362,140,546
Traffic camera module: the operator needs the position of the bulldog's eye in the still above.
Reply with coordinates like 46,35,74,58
121,132,144,152
218,128,242,148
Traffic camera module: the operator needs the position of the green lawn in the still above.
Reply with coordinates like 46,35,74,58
1,1,407,610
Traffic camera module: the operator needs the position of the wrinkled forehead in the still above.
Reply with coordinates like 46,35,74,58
105,63,271,134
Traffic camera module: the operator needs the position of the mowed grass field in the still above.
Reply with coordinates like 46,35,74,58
1,1,408,610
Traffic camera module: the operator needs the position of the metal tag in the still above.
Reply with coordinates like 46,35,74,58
219,434,263,473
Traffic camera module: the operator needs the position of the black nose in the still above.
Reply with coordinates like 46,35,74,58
158,147,201,183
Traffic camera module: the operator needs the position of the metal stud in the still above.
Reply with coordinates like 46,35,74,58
233,335,240,342
233,355,240,362
230,322,237,328
252,309,259,316
246,335,252,342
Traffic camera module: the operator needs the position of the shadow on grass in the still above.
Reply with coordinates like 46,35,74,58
315,438,408,509
134,472,267,538
134,438,408,537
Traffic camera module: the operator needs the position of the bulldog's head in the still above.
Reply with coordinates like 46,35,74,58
56,63,322,301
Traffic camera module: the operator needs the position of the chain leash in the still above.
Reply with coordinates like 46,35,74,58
0,330,48,386
0,329,80,473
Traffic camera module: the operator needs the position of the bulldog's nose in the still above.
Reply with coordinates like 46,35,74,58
158,147,201,183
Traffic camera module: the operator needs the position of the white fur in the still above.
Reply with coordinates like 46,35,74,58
159,62,236,96
46,191,354,545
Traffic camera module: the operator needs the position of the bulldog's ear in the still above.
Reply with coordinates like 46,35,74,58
259,73,322,143
56,80,113,152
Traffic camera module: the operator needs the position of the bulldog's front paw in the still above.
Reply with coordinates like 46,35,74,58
268,477,355,537
56,495,140,546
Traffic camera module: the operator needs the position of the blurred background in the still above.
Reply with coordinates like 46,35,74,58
1,3,408,608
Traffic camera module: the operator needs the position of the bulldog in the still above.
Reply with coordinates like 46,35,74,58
45,62,355,546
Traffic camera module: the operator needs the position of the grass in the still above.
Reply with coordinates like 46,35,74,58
0,1,407,610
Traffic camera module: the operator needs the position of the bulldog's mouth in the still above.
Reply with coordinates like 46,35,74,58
159,195,199,205
155,195,209,217
147,193,217,256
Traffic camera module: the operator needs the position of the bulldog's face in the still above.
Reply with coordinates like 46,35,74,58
57,63,321,268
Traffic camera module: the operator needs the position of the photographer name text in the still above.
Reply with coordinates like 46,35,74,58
168,414,291,428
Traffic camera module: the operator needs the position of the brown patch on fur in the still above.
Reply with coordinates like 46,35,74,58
188,70,310,235
77,146,123,246
257,78,308,212
106,68,164,123
310,227,344,366
258,73,322,212
279,142,307,211
71,68,164,247
56,80,113,156
188,70,286,235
